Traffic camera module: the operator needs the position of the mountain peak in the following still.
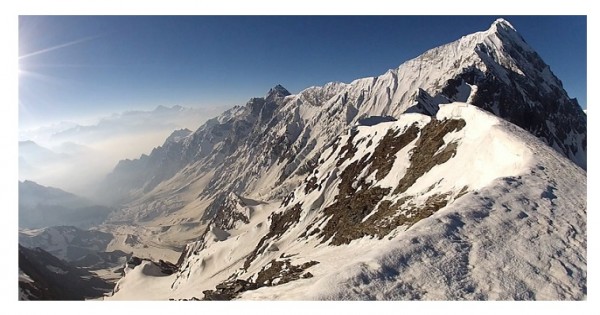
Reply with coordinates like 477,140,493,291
164,128,192,144
266,84,291,101
490,18,516,32
486,18,525,45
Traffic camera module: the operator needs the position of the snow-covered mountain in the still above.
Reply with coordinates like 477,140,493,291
19,225,134,285
95,19,587,300
19,225,114,261
100,18,585,210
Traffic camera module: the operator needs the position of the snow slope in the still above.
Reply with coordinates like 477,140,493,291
245,130,586,300
106,103,586,300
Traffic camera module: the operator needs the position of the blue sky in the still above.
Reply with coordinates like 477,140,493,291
18,15,587,129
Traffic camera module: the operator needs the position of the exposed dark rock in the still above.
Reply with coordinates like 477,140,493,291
157,259,178,275
203,279,257,301
127,256,143,267
455,186,470,199
266,84,291,102
255,259,319,287
358,116,397,126
442,78,462,99
169,296,201,301
296,154,320,177
336,129,359,167
371,124,420,180
364,192,452,237
304,176,319,194
281,191,295,208
327,137,342,161
125,256,178,276
244,203,303,269
203,259,319,300
313,118,465,245
190,192,256,256
210,193,251,231
316,123,422,245
124,234,141,246
394,119,465,194
406,88,445,116
468,40,587,169
175,245,190,268
320,183,391,245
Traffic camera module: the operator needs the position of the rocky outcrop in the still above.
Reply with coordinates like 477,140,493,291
202,259,319,300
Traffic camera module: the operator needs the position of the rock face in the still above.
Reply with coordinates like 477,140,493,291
18,245,114,300
202,259,319,300
457,19,585,168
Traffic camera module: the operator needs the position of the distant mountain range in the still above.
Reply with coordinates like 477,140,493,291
19,105,222,145
19,180,114,229
18,105,227,196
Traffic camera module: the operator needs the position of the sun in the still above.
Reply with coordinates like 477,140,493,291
17,62,33,79
17,60,31,78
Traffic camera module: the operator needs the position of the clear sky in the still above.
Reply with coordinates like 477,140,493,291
18,15,587,129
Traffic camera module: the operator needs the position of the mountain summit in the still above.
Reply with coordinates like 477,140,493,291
97,19,586,301
490,17,516,31
266,84,291,101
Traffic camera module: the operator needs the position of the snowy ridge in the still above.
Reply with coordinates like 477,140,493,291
100,19,586,300
286,114,586,300
107,103,586,300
